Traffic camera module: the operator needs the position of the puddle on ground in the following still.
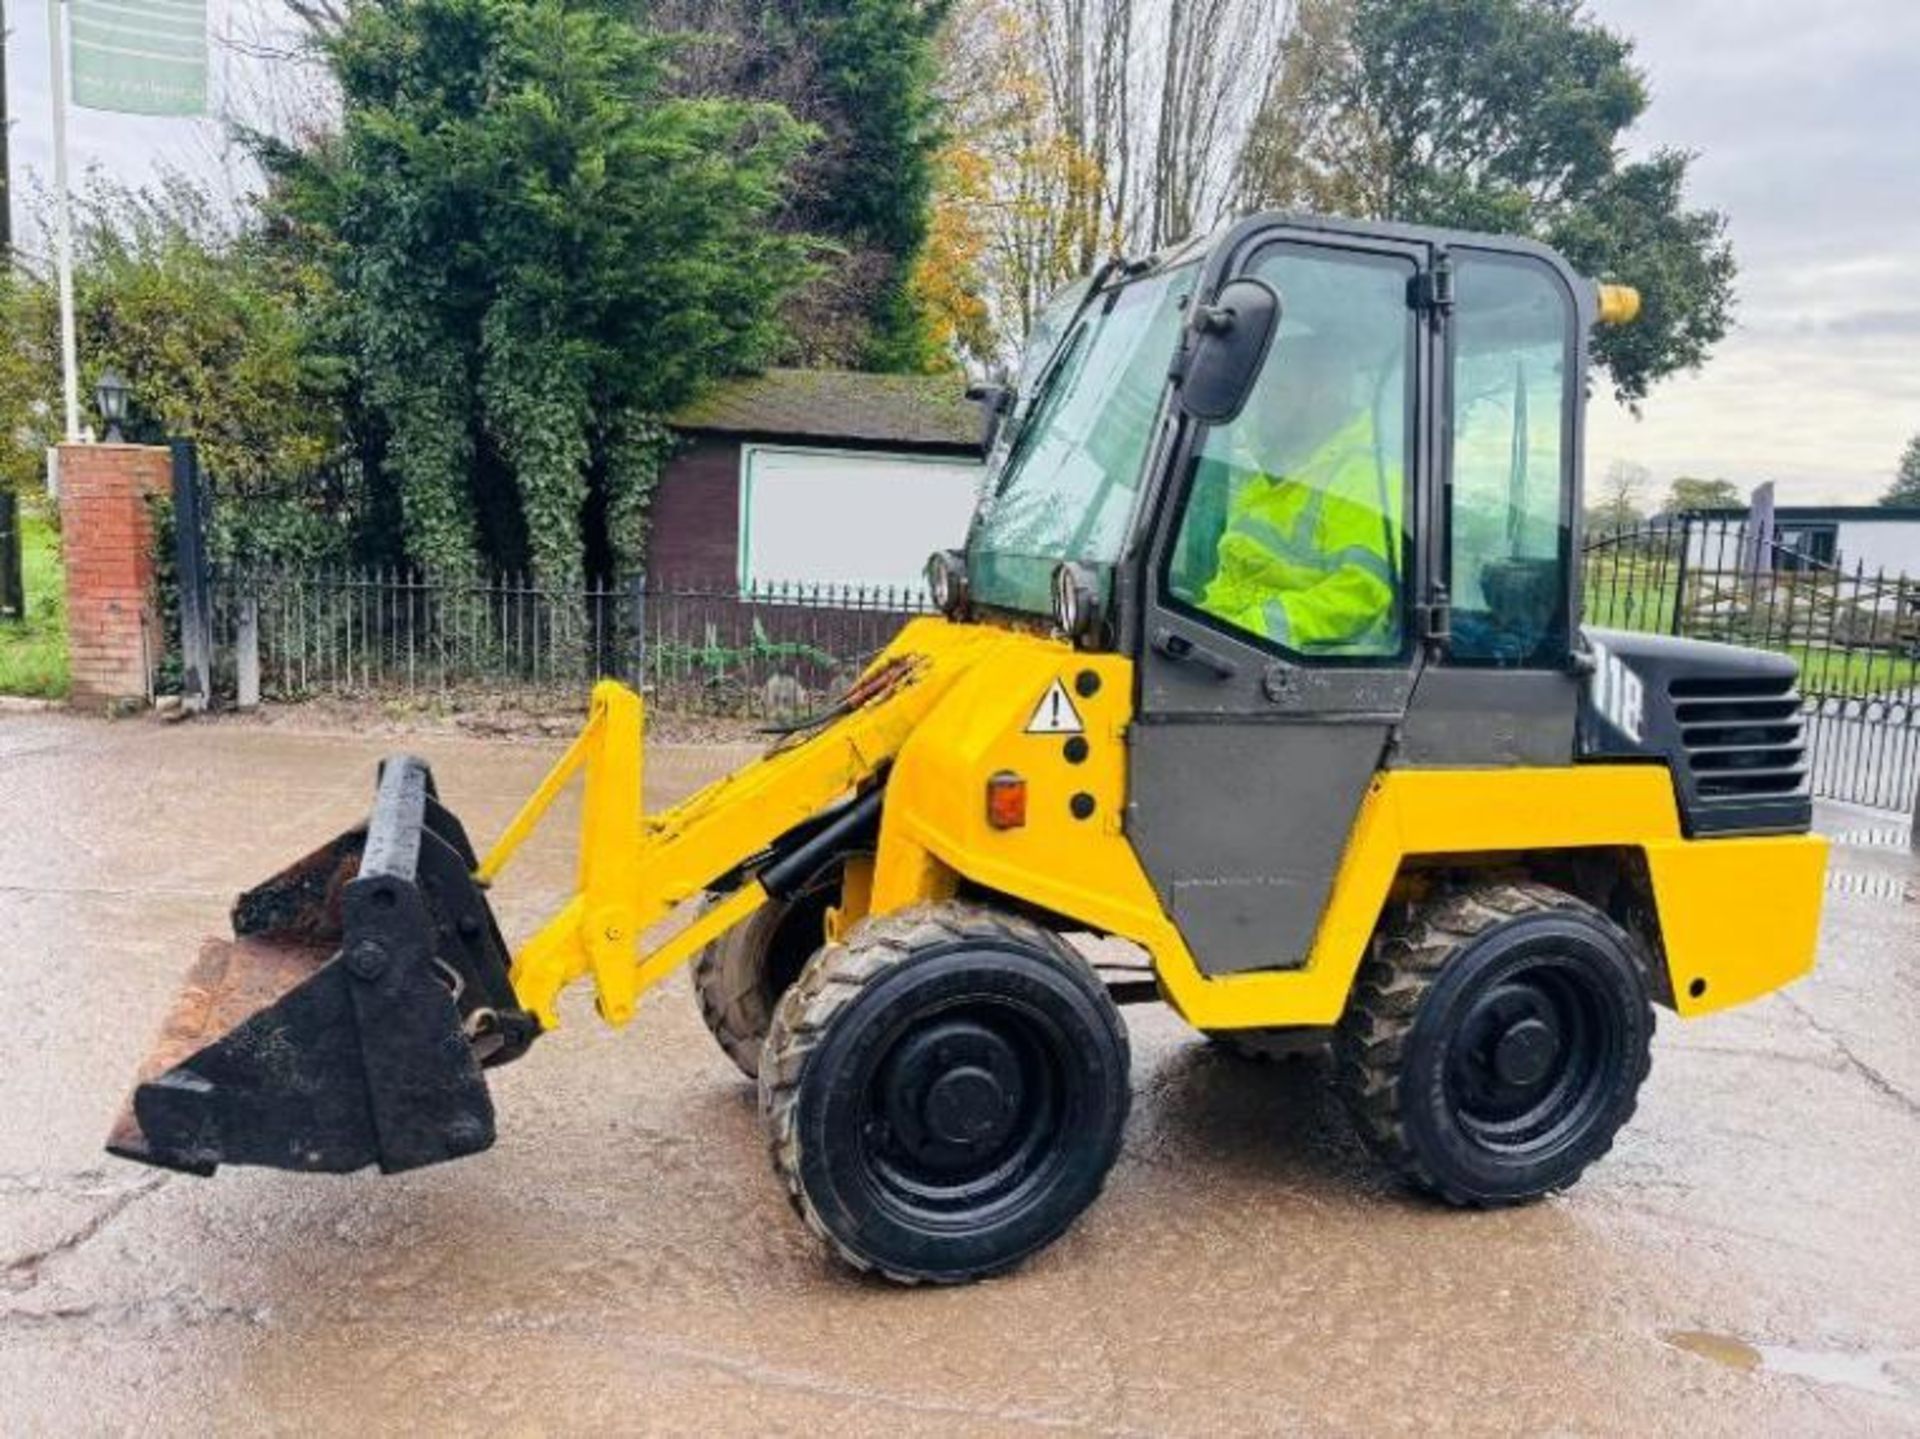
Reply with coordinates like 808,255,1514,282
1661,1330,1910,1399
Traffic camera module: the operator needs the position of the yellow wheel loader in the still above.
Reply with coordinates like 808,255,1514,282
110,214,1828,1284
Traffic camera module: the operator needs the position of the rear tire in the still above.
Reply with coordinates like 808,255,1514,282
1333,880,1653,1206
692,861,849,1080
760,903,1131,1284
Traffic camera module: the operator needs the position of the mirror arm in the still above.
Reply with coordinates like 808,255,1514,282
1192,304,1237,336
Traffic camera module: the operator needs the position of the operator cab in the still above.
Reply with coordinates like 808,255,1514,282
940,212,1592,679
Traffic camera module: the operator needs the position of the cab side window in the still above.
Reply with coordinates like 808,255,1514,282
1167,245,1414,660
1448,255,1573,666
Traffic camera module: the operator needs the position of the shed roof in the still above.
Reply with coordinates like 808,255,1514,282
670,368,982,450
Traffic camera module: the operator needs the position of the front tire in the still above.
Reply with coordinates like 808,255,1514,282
760,903,1131,1284
1334,880,1653,1206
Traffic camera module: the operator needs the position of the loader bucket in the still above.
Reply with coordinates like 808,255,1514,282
107,757,538,1177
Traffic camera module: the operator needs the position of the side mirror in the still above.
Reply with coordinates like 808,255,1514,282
1177,278,1281,425
966,378,1014,455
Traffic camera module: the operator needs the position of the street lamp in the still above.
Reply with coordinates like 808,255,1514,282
94,369,130,442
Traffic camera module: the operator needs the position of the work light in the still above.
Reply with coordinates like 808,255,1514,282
926,550,969,619
1051,562,1102,644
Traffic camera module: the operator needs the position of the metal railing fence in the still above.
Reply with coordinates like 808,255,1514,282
1584,517,1920,815
205,520,1920,816
209,570,932,720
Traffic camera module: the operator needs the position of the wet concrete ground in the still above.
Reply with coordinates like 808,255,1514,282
2,711,1918,1435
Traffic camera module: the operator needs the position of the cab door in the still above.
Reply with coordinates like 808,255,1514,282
1393,245,1585,767
1128,229,1436,977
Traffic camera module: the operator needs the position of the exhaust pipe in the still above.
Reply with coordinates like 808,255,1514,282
108,758,538,1177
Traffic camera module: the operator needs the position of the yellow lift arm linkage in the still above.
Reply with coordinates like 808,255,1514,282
470,628,999,1031
470,681,740,1031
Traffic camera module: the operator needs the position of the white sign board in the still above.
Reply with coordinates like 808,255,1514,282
739,445,985,594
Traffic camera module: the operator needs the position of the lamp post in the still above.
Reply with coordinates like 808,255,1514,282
94,369,129,442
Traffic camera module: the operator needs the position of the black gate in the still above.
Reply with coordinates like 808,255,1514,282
1584,517,1920,816
0,491,24,622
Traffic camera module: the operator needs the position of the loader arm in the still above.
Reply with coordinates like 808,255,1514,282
475,621,1004,1031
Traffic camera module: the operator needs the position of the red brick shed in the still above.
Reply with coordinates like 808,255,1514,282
648,369,986,591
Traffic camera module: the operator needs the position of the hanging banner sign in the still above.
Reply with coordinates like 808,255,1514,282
70,0,208,117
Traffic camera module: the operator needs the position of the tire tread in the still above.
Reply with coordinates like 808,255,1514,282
759,901,1125,1284
1332,879,1655,1207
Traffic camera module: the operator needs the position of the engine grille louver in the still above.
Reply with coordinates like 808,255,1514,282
1668,675,1809,800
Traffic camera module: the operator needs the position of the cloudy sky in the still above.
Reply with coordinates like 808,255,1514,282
6,0,1919,505
1585,0,1920,505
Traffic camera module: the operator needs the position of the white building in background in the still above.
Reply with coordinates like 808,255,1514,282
1685,506,1920,578
651,369,988,595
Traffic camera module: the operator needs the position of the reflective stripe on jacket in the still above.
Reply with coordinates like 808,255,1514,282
1197,414,1401,650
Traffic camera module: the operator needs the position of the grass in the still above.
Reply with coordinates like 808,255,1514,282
1582,555,1920,699
0,509,69,700
1783,644,1920,701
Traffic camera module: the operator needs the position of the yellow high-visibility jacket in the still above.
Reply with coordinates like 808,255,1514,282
1197,414,1402,651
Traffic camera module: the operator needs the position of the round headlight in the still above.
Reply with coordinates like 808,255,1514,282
926,550,969,619
1051,562,1101,644
1051,564,1078,632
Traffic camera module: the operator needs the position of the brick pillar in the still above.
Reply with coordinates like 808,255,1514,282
58,443,171,712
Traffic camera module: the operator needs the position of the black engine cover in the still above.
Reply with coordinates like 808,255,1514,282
1578,627,1812,837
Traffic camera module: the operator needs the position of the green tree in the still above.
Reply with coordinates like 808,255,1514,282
659,0,951,371
263,0,816,582
1882,434,1920,507
1237,0,1735,406
1585,458,1649,535
0,176,346,558
1663,476,1742,514
0,273,44,498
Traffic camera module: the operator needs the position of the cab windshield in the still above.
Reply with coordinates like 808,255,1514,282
968,264,1196,615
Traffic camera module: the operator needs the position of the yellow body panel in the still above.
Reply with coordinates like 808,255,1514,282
477,616,1825,1037
1641,834,1826,1015
869,624,1826,1029
1317,768,1825,1021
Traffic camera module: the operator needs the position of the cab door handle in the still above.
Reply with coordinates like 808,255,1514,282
1153,628,1238,679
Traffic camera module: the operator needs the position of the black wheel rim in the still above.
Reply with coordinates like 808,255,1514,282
1443,953,1623,1157
853,997,1071,1227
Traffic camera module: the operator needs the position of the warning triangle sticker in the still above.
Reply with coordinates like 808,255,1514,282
1025,679,1085,735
